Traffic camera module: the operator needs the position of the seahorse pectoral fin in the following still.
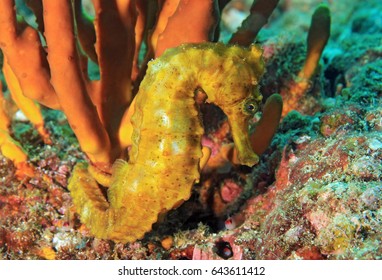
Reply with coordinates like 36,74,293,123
229,118,259,167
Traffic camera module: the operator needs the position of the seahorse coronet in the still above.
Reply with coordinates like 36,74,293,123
68,42,264,243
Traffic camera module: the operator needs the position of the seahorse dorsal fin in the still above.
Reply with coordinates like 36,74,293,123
111,159,129,182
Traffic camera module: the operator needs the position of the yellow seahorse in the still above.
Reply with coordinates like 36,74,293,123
68,42,264,243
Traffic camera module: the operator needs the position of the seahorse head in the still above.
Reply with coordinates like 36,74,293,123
201,43,265,167
134,42,265,167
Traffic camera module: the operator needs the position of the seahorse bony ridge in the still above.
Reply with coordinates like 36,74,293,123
68,42,264,243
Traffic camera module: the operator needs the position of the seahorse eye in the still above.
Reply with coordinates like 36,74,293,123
244,100,258,114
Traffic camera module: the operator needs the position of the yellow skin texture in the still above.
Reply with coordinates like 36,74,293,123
68,43,264,243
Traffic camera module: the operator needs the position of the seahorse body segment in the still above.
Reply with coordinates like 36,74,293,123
68,43,264,243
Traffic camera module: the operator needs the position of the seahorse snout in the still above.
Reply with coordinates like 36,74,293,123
229,116,259,167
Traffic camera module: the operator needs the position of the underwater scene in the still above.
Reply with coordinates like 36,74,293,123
0,0,381,260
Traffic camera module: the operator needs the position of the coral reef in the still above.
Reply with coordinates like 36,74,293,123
1,0,382,260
